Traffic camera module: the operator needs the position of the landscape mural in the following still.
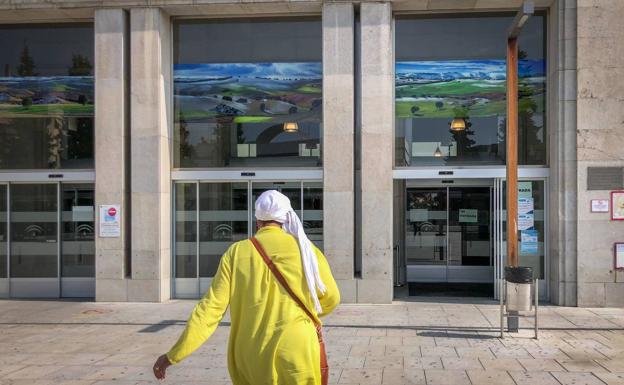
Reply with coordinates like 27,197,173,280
395,59,545,119
174,62,322,124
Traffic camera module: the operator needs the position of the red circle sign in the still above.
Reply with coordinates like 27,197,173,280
108,207,117,217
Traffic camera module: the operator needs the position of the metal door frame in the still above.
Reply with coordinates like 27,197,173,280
172,177,322,299
404,180,495,284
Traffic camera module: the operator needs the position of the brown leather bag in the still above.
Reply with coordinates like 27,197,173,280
250,237,329,385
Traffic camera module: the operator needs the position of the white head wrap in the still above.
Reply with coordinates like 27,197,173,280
255,190,326,314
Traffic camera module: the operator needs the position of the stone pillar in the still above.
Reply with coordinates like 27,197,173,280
576,0,624,307
129,8,172,302
95,9,129,301
322,3,356,303
358,2,394,303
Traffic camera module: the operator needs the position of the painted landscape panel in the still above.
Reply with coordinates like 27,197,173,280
0,77,94,117
396,59,545,119
174,62,322,124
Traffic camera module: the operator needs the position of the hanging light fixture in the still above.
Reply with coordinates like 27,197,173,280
450,118,466,132
433,146,443,157
283,122,299,133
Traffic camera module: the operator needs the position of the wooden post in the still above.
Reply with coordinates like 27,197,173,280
506,37,519,268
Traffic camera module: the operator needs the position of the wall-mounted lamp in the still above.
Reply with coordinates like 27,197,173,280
283,122,299,133
450,118,466,132
433,146,443,157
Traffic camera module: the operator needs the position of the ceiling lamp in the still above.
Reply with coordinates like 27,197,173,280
450,118,466,132
433,146,443,157
283,122,299,133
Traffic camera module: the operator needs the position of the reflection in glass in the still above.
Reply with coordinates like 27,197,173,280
199,183,248,277
0,24,95,169
405,189,447,265
175,183,197,278
173,19,322,168
10,184,58,278
303,182,323,250
61,184,94,277
395,15,546,166
252,182,301,233
448,187,491,266
0,185,6,278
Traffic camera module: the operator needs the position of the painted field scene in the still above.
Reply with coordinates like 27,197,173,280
0,77,94,117
174,62,322,123
396,60,545,119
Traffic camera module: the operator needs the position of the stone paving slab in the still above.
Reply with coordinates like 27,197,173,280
2,298,624,384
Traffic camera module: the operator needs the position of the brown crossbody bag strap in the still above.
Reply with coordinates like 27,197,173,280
250,237,329,385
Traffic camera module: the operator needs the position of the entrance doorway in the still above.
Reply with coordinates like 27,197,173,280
173,179,323,298
405,184,493,286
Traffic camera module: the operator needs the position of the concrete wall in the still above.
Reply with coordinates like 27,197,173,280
576,0,624,307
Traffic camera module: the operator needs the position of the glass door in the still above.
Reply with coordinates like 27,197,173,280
405,188,448,281
10,184,59,298
0,185,7,298
173,179,323,298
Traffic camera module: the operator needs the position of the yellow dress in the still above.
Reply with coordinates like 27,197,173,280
166,226,341,385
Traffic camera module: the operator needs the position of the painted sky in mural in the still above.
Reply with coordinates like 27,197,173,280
174,62,322,124
396,59,545,119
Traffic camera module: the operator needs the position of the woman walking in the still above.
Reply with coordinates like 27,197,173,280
153,190,340,385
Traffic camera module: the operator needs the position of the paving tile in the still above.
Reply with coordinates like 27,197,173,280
551,372,608,385
424,369,471,385
518,358,566,371
594,372,624,385
338,368,383,384
557,359,608,372
508,371,562,385
455,347,495,359
364,356,404,369
350,345,386,357
404,357,443,370
467,370,515,385
441,357,483,370
597,359,624,372
332,356,366,369
382,368,426,385
478,357,524,371
420,346,458,358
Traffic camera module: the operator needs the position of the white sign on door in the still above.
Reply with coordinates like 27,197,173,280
99,205,120,238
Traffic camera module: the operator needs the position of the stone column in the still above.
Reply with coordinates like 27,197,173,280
358,2,394,303
549,0,578,306
95,9,129,301
322,3,356,303
129,8,172,302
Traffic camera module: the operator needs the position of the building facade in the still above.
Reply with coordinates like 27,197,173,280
0,0,622,307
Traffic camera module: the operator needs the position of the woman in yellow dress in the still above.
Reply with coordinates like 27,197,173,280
153,190,340,385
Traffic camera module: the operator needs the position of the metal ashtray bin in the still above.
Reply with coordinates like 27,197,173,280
500,266,538,338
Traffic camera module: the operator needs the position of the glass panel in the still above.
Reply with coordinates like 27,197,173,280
10,184,58,277
199,183,248,277
405,188,447,265
252,182,301,233
502,180,545,279
0,24,94,169
395,15,546,166
61,183,94,277
303,182,323,251
448,187,491,266
0,185,6,278
175,183,197,278
173,19,322,168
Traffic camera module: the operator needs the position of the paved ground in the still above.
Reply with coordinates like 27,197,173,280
2,298,624,385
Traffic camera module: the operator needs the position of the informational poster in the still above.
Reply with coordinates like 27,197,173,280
459,209,478,223
518,197,535,230
615,243,624,269
518,181,533,199
591,199,610,213
612,191,624,220
409,209,428,222
99,205,120,238
521,230,539,255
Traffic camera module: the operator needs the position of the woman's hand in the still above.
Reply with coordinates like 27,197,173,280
153,354,172,380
